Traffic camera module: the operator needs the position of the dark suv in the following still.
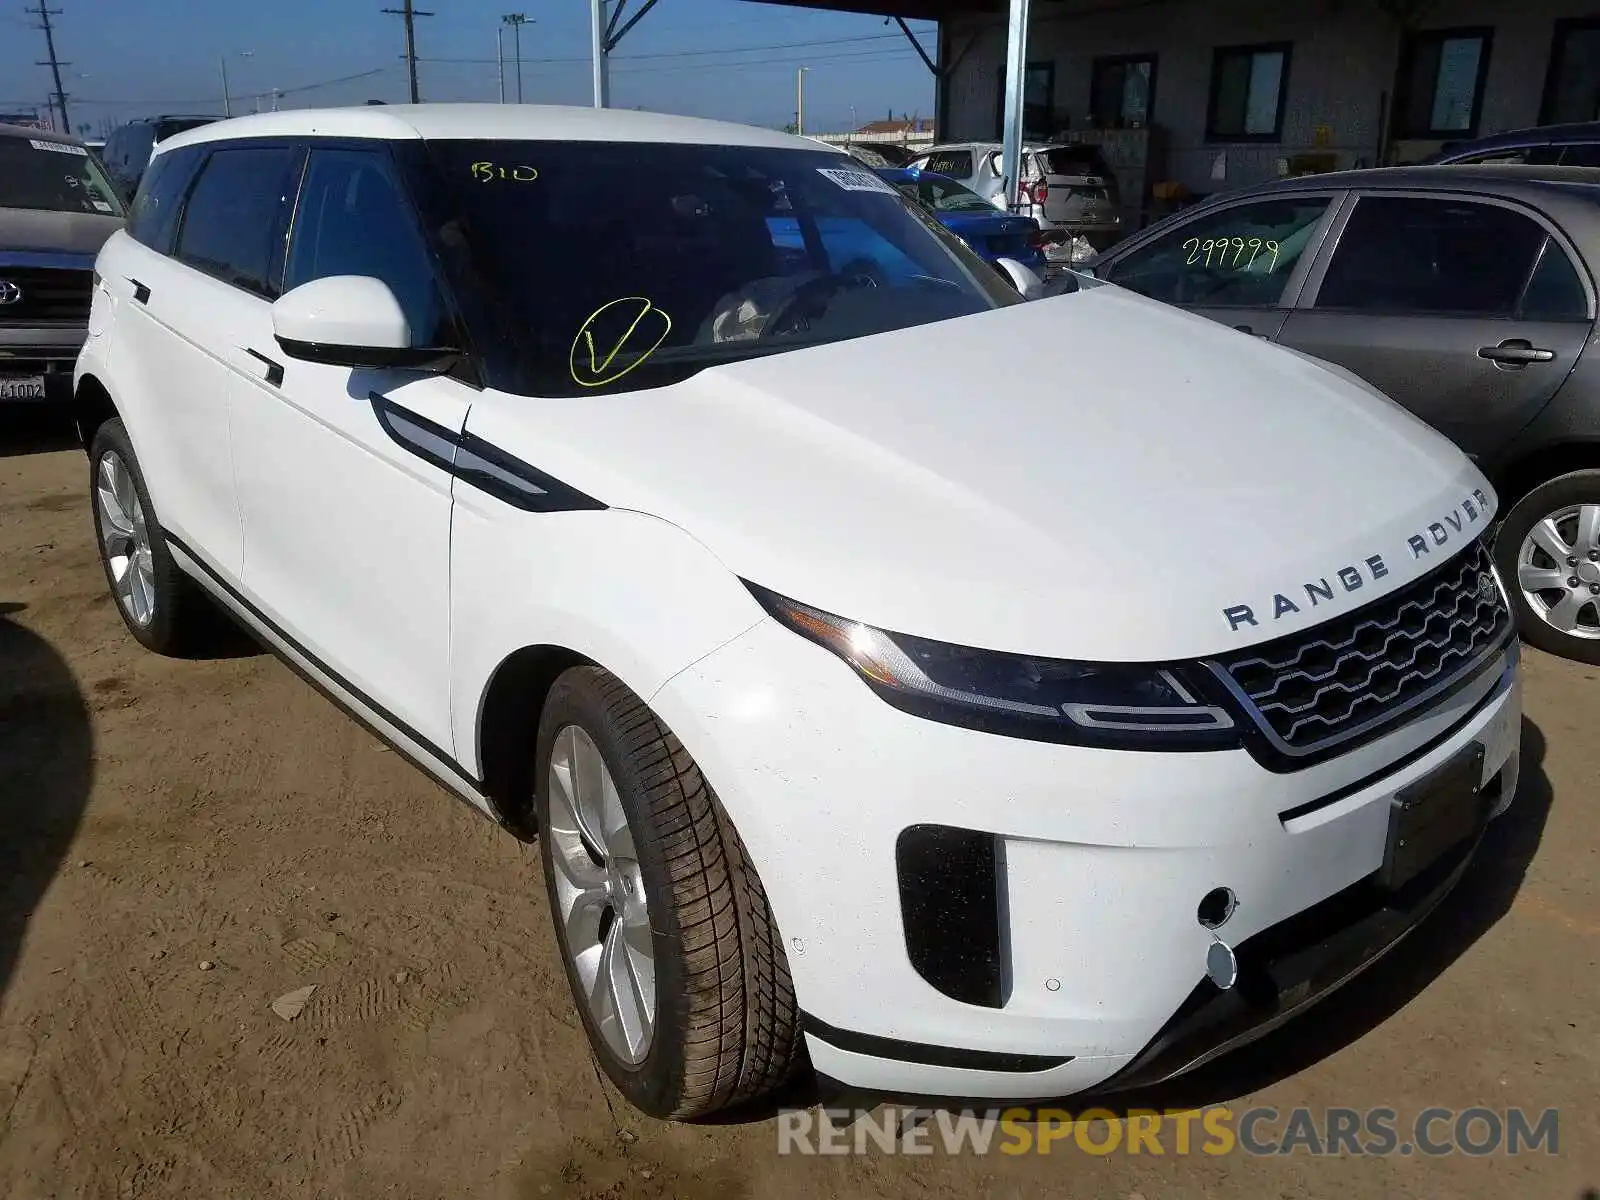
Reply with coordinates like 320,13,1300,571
101,116,220,204
0,124,125,405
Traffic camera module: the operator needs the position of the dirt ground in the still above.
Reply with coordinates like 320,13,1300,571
2,416,1596,1199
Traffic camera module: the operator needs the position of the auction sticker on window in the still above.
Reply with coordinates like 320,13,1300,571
817,167,898,195
30,138,87,156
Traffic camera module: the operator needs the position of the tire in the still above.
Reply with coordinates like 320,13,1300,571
535,665,801,1119
88,418,212,655
1493,468,1600,665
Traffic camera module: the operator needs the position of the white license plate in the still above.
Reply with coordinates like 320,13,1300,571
0,375,47,401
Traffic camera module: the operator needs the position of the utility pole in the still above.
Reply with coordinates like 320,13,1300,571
795,66,809,137
503,14,529,105
590,0,609,108
382,0,433,103
496,24,505,103
29,0,71,135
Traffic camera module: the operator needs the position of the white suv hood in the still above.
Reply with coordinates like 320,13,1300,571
482,286,1495,661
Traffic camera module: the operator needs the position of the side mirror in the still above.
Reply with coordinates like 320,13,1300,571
273,275,454,371
993,256,1045,300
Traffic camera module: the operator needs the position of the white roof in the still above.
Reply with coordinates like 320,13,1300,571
156,103,826,155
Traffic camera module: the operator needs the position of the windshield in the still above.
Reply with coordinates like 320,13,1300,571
0,136,125,215
419,140,1018,396
894,173,998,214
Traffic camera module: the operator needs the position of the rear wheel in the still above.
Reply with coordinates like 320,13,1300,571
1494,469,1600,665
535,666,801,1119
88,418,212,655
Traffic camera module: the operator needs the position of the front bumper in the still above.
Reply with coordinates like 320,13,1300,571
651,619,1522,1100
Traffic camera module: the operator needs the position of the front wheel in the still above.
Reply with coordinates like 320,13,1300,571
1494,469,1600,664
535,666,801,1119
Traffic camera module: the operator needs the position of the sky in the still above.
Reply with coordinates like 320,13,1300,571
0,0,939,138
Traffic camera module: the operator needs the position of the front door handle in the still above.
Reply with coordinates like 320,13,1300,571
1478,339,1556,366
244,347,284,387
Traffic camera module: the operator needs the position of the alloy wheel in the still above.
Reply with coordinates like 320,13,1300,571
96,450,156,628
1516,503,1600,641
546,724,656,1065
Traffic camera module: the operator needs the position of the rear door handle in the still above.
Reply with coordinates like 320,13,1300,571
244,347,284,387
1478,339,1555,366
127,277,150,304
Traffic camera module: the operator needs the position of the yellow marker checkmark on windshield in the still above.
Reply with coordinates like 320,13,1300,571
569,297,673,388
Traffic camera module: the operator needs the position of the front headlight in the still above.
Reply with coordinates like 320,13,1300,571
747,583,1239,751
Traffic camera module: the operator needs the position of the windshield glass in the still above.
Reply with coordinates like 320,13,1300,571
419,140,1018,396
895,173,997,214
0,136,125,215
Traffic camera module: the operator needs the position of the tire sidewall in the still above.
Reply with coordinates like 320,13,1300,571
1494,469,1600,666
88,418,180,652
534,668,694,1118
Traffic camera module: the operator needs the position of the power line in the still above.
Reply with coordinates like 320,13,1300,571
414,31,907,66
613,50,920,77
380,0,432,102
9,65,391,110
28,0,70,133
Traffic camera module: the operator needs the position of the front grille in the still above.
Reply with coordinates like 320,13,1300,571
0,266,93,325
1214,539,1510,759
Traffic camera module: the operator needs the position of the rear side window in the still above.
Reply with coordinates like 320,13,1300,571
127,146,202,253
283,147,448,344
1519,238,1590,320
175,145,300,299
1559,143,1600,167
1316,196,1547,316
922,150,973,179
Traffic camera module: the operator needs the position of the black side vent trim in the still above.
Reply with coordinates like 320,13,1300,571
895,824,1005,1009
369,392,607,513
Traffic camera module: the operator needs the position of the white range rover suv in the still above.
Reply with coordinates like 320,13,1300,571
76,104,1523,1120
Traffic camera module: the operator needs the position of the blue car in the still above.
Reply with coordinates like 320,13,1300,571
874,166,1047,271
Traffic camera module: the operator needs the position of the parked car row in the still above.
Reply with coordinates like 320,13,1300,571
905,139,1126,249
0,104,1577,1130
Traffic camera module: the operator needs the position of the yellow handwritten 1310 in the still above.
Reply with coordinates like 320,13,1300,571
471,161,539,183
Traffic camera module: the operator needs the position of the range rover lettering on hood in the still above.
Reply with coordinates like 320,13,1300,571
1222,488,1495,634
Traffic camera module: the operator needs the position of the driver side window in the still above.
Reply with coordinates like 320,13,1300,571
1107,197,1331,307
283,147,448,345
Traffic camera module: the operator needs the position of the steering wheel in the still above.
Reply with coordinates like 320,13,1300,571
761,267,882,340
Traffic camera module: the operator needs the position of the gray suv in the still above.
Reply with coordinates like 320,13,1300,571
0,124,125,406
1085,164,1600,664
